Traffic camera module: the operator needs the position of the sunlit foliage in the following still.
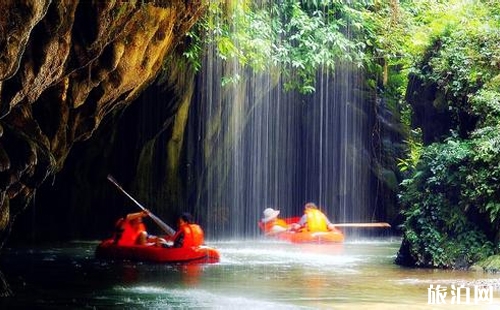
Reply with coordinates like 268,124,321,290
399,138,495,267
184,0,409,94
398,0,500,267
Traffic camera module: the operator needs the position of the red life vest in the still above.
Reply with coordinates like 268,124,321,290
180,223,204,247
117,218,147,246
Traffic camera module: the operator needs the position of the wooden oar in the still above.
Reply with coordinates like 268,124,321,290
331,222,391,228
107,174,176,236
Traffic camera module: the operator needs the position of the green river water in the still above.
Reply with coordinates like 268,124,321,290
1,238,499,309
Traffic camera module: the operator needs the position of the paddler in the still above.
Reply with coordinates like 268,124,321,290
260,207,289,235
114,210,167,246
163,212,204,248
290,202,338,232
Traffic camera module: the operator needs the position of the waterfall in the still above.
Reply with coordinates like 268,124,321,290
188,4,374,240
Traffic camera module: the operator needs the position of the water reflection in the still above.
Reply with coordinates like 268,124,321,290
1,239,500,309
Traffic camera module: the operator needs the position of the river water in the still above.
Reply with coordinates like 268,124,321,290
1,238,499,309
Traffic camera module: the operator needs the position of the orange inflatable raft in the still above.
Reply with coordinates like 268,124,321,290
95,239,220,264
273,229,345,243
259,217,345,244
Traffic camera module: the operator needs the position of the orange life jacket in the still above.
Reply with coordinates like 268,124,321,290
304,208,329,232
174,223,204,248
262,218,288,234
117,219,147,246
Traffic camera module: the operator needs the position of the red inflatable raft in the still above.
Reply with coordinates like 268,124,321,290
259,217,345,244
95,239,220,264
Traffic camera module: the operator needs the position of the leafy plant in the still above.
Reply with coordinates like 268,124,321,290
397,0,500,268
397,128,423,174
399,140,495,267
182,0,403,94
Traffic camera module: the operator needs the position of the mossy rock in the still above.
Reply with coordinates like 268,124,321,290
471,255,500,273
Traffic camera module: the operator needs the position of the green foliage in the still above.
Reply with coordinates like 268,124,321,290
399,115,500,268
399,140,495,267
471,89,500,128
182,29,204,72
406,1,500,131
183,0,390,94
397,0,500,267
460,127,500,224
397,128,423,174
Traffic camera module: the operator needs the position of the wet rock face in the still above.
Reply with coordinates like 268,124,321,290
0,0,203,247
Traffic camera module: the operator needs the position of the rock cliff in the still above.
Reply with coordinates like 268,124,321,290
0,0,203,252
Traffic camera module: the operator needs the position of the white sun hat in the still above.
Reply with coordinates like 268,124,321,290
262,208,280,223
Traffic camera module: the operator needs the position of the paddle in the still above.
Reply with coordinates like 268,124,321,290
281,218,391,228
107,174,176,236
330,222,391,228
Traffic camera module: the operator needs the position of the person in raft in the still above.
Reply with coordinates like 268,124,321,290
163,212,204,248
290,202,338,232
260,207,289,235
113,210,166,246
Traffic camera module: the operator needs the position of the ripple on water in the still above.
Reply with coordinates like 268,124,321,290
114,285,312,309
218,243,362,273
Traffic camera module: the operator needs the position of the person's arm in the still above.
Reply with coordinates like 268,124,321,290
324,215,337,231
126,211,147,221
269,225,287,234
290,214,307,231
173,231,185,248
